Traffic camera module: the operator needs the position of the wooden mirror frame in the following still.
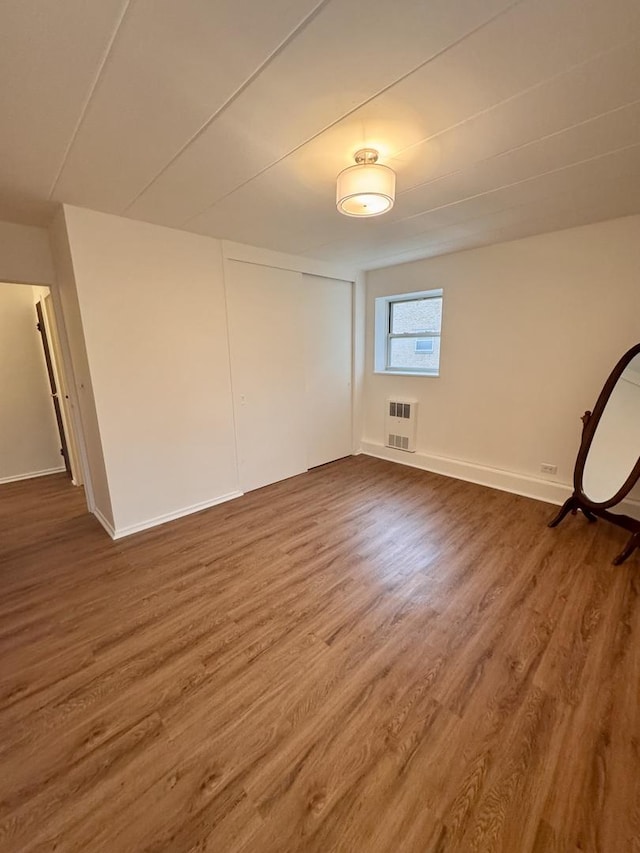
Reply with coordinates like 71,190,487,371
549,342,640,565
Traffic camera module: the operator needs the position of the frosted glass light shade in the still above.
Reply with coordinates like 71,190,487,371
336,162,396,217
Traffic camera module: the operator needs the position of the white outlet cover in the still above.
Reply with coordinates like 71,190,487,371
540,463,558,475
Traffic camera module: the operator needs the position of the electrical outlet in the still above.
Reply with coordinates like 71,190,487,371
540,463,557,475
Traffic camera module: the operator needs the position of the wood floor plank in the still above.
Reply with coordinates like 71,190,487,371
1,458,638,852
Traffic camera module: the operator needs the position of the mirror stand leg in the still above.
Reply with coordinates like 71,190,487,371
582,507,598,523
613,531,640,566
548,496,579,528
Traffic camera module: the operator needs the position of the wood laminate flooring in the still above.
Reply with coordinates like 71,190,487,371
0,456,638,852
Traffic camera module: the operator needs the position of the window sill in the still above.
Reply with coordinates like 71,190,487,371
374,369,440,377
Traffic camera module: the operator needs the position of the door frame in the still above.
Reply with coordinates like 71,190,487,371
40,284,93,502
35,299,71,476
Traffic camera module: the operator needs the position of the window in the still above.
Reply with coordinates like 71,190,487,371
374,289,443,376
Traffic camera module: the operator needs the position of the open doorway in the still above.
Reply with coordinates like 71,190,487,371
35,298,71,476
33,288,84,486
0,282,81,488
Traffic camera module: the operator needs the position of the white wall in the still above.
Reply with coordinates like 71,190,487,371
60,205,240,535
363,215,640,505
0,220,55,286
0,282,63,483
53,206,357,536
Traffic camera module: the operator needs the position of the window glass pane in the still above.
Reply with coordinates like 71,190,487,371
391,297,442,334
388,336,440,371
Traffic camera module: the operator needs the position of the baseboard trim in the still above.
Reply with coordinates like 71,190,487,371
93,507,116,538
360,441,573,506
104,490,245,540
0,466,66,485
619,496,640,518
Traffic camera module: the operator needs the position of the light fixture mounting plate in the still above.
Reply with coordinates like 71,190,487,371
353,148,379,165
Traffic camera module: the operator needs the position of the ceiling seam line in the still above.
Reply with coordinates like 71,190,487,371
296,194,535,255
328,205,581,267
324,184,638,267
121,0,332,213
341,189,607,262
387,32,640,164
393,140,640,224
456,98,640,167
47,0,134,201
398,96,640,198
361,202,608,267
169,0,528,228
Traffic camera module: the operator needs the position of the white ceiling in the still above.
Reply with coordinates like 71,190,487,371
2,0,640,269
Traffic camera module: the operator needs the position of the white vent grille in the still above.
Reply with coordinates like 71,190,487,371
389,401,412,419
388,434,410,450
385,399,418,452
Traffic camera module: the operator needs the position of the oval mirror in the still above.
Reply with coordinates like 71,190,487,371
549,342,640,564
580,349,640,506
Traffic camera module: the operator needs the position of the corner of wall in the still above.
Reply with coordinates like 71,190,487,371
352,271,366,453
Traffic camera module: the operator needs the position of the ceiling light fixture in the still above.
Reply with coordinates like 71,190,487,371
336,148,395,217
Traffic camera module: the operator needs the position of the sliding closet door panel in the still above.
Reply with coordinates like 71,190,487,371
304,275,353,469
226,261,307,492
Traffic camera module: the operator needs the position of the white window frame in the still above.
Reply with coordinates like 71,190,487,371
374,288,443,376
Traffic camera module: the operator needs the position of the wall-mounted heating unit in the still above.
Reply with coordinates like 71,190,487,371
385,400,418,452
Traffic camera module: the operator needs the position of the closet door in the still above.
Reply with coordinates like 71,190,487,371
303,275,353,469
226,261,307,492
